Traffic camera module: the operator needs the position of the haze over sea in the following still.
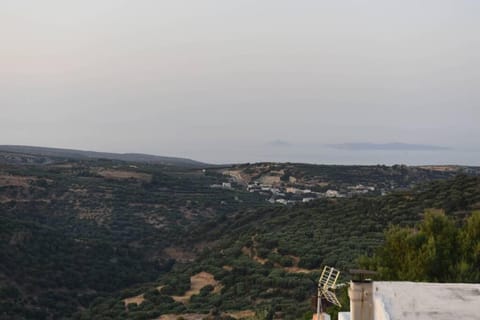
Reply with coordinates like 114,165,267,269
2,1,479,166
184,143,480,166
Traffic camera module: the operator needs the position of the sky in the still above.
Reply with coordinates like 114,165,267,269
1,0,479,164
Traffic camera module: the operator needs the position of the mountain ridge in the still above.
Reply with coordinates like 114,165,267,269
0,145,210,168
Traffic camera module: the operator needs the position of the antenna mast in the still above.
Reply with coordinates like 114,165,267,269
316,266,341,320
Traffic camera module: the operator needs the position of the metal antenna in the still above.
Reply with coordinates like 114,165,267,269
316,266,342,320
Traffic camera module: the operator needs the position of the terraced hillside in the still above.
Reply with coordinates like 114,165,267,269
80,175,480,320
0,150,478,320
0,157,265,319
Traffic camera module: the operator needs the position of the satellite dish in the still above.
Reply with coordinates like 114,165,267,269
316,266,342,320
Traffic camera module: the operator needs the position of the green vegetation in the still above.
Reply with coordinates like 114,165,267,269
359,210,480,282
0,158,266,319
0,153,479,320
80,175,480,320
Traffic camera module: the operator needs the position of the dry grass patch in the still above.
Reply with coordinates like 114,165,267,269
155,313,206,320
223,170,248,185
283,266,312,273
97,169,152,182
243,245,315,273
242,235,268,265
156,311,255,320
139,213,166,229
77,207,111,224
418,165,458,172
69,188,88,194
225,310,256,319
0,175,35,187
172,272,222,304
123,294,145,307
123,286,164,309
241,246,267,265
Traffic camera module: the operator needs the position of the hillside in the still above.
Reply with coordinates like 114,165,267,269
0,159,265,319
222,162,478,189
0,155,479,320
0,145,210,168
79,175,480,320
217,162,479,205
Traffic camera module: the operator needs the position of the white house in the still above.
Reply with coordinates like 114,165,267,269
325,190,340,198
222,182,232,189
338,281,480,320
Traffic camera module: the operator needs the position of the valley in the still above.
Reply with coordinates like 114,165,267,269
0,148,479,320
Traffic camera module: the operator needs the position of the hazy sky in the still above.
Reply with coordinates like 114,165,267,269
1,1,479,164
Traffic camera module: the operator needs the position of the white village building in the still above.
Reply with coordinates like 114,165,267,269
338,281,480,320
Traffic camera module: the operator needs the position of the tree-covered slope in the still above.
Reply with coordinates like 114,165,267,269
1,154,479,320
0,217,160,320
81,175,480,320
0,146,210,168
0,160,266,320
359,210,480,282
